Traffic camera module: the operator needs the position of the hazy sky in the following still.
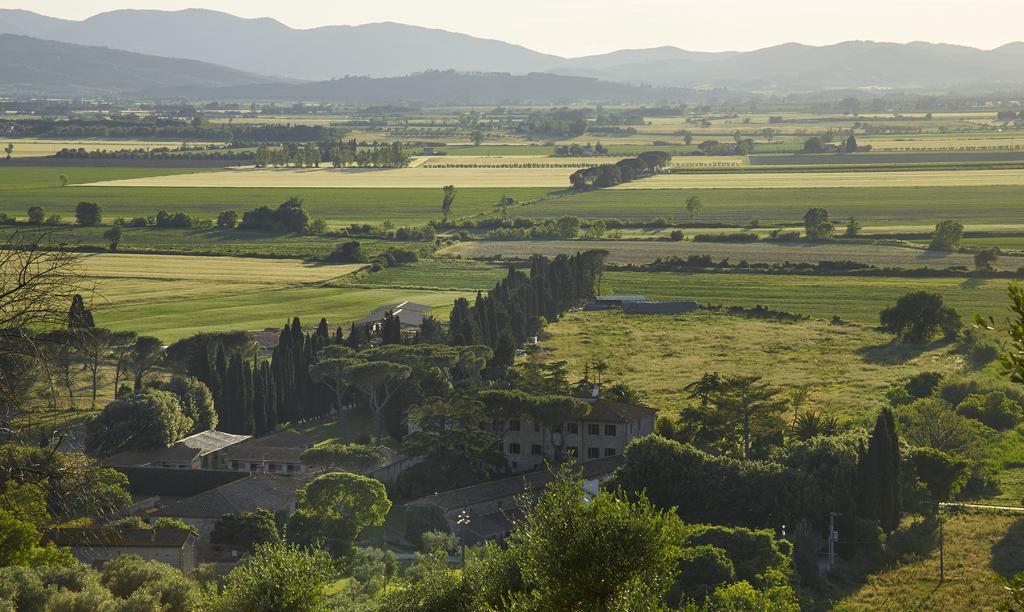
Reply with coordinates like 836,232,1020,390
8,0,1023,57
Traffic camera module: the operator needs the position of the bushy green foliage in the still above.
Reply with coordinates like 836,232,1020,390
286,472,390,557
299,443,387,471
956,392,1022,430
612,436,805,529
85,388,193,456
100,554,201,611
161,375,217,432
404,504,450,549
880,291,961,342
212,541,335,612
211,509,279,553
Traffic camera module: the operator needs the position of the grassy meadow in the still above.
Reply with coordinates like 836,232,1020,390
603,270,1016,323
832,512,1024,611
540,310,965,418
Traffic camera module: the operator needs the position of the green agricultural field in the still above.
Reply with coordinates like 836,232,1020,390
439,239,1019,270
522,185,1024,226
0,167,550,225
602,270,1015,323
78,253,474,341
336,258,509,290
541,310,963,418
1,225,431,259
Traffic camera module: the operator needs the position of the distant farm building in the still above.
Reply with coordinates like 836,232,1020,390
357,301,433,330
584,295,646,311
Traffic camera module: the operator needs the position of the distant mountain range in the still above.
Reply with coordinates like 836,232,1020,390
2,8,1024,97
0,34,281,96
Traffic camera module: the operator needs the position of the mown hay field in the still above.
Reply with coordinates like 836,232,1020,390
439,239,1018,270
81,166,574,189
541,310,964,416
80,253,472,341
613,168,1024,189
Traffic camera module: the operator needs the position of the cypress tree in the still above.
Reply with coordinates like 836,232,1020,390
241,357,255,434
214,345,228,417
316,317,330,339
264,362,279,430
382,311,402,345
334,325,344,344
68,294,95,329
859,408,902,533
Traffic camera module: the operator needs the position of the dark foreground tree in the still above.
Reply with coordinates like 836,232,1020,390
858,409,902,533
880,291,961,342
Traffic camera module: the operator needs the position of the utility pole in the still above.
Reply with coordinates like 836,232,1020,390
456,509,471,564
939,511,945,583
827,512,841,570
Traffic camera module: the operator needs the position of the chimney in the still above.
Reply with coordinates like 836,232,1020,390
591,384,600,399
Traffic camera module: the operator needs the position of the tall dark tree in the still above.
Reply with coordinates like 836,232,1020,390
67,294,94,329
858,408,902,533
381,311,402,345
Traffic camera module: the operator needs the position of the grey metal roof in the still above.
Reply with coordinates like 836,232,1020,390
154,474,303,519
46,528,194,548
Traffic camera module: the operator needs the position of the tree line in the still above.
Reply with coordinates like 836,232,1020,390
569,151,672,189
253,140,410,168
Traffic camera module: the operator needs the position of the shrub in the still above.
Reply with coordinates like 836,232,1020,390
669,230,684,241
405,504,450,549
675,545,736,600
879,291,961,342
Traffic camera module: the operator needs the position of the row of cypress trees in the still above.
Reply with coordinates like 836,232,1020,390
448,251,607,351
185,252,606,435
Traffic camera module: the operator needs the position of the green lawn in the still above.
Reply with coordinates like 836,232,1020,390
603,270,1016,323
0,167,551,225
522,186,1024,226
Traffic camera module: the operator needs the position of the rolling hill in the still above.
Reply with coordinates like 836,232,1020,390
0,34,281,95
0,8,561,82
2,8,1024,93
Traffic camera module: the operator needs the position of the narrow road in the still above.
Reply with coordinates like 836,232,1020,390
940,502,1024,513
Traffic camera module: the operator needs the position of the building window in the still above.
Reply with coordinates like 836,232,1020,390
493,419,504,431
605,448,617,457
509,419,520,432
531,444,542,456
567,423,579,434
588,423,600,436
268,463,278,472
509,443,521,455
287,464,297,473
587,447,600,459
605,424,617,436
533,421,540,433
249,463,258,472
231,461,240,470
